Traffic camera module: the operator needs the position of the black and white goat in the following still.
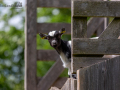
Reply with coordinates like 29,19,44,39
39,28,74,78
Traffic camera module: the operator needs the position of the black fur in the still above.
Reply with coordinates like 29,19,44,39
55,40,71,62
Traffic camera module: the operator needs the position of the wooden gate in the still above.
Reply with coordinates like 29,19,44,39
25,0,120,90
50,0,120,90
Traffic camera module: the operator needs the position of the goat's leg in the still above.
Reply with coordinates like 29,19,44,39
68,68,77,79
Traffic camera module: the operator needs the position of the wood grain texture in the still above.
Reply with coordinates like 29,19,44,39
61,78,71,90
73,1,120,17
77,56,120,90
72,17,87,38
96,22,104,37
37,0,71,8
73,39,120,55
37,23,71,34
52,77,67,89
50,87,60,90
37,59,64,90
72,57,107,73
71,78,77,90
99,18,120,39
37,50,59,61
25,0,37,90
87,17,104,38
77,60,106,90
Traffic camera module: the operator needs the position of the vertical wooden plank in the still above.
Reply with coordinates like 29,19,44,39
105,56,120,90
71,78,77,90
71,0,87,75
77,61,106,90
25,0,37,90
61,78,71,90
72,17,87,38
77,56,120,90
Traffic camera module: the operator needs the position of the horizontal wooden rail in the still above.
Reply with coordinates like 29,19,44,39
37,50,59,61
73,39,120,55
73,1,120,17
37,23,71,34
37,0,71,8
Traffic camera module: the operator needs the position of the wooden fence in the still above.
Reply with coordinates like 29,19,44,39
25,0,120,90
50,0,120,90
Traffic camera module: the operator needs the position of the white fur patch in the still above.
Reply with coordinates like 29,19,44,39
48,31,56,36
59,52,71,69
68,41,71,47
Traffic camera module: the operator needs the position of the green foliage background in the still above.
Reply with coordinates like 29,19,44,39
0,1,71,90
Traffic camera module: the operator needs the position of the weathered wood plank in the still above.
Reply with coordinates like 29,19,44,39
37,23,71,34
72,57,107,73
77,60,106,90
73,1,120,17
77,56,120,90
37,50,59,61
105,56,120,90
73,39,120,55
37,59,64,90
52,77,67,89
50,87,60,90
72,17,87,38
99,18,120,39
37,0,71,8
25,0,37,90
96,22,104,37
61,78,71,90
71,78,77,90
87,18,104,38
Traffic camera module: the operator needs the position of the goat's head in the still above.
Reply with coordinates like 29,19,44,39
39,28,66,48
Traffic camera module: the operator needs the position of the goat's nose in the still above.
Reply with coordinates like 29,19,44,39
53,42,57,45
52,40,57,45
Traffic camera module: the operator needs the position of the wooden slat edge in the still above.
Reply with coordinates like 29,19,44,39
71,78,77,90
52,77,67,89
25,0,37,90
50,87,60,90
72,57,107,73
73,39,120,55
61,78,71,90
73,1,120,17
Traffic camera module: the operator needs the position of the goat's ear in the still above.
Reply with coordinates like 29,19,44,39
39,33,48,39
59,28,66,35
